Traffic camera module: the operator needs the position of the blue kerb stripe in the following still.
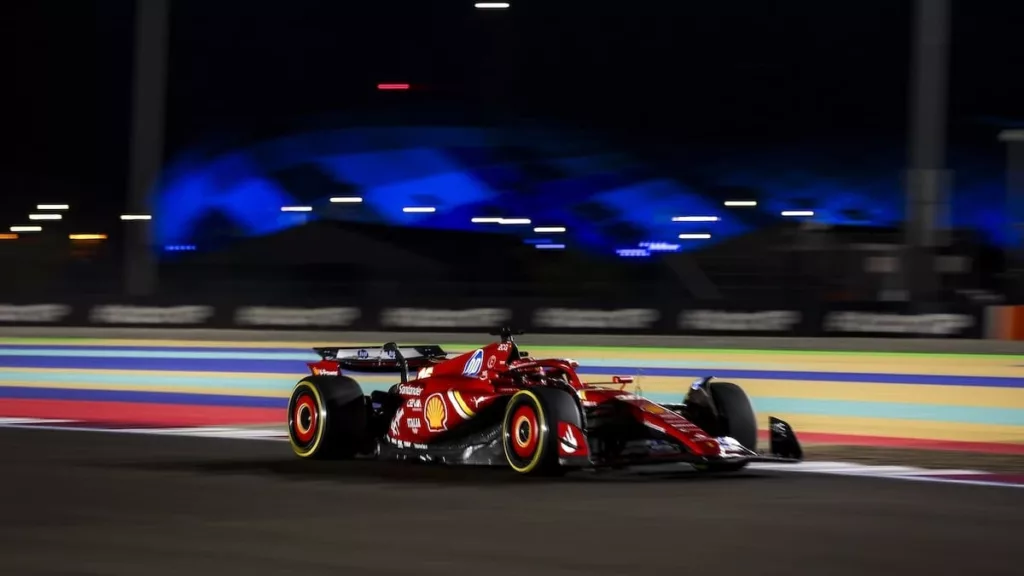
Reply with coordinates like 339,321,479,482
641,393,1024,426
0,355,1021,388
0,357,299,373
0,386,287,408
0,347,785,370
0,371,291,390
578,366,1024,388
0,345,314,354
0,348,317,361
0,348,775,371
749,397,1024,427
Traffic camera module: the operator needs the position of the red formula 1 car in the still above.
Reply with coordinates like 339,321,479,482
286,329,803,475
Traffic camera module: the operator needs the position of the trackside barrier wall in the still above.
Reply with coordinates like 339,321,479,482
0,298,1014,339
984,305,1024,340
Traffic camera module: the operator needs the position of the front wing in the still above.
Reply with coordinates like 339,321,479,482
582,416,804,469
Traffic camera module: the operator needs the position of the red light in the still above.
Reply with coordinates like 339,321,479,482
377,83,410,90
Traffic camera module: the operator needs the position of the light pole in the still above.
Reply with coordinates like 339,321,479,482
903,0,951,305
124,0,170,296
998,130,1024,287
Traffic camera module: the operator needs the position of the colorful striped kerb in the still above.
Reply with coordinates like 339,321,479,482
0,338,1022,453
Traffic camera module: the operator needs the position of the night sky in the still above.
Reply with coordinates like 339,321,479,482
6,0,1024,232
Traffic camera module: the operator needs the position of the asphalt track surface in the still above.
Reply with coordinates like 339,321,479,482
2,428,1022,576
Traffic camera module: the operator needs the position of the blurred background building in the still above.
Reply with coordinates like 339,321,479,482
3,0,1022,312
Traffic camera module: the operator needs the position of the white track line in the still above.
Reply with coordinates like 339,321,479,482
90,426,287,439
0,417,77,425
751,461,988,476
749,460,1024,489
881,476,1024,489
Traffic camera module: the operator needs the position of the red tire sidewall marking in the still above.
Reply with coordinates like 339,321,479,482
293,393,318,444
511,403,539,459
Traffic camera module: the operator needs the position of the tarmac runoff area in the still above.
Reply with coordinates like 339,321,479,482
0,427,1021,576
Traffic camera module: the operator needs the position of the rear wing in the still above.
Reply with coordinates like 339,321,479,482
313,342,450,382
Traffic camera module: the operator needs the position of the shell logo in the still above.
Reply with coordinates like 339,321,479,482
425,393,448,432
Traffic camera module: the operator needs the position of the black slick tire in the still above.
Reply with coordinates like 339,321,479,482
697,381,758,473
287,376,368,460
500,390,564,476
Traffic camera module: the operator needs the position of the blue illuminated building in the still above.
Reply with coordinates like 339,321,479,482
152,126,1011,258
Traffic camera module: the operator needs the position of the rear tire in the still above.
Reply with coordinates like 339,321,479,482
696,381,757,473
287,376,368,460
500,390,564,476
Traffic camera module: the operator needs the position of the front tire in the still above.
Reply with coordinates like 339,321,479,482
287,376,368,460
709,381,757,452
695,381,758,473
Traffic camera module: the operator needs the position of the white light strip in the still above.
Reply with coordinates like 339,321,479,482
29,214,62,221
678,233,711,239
280,206,312,212
471,217,503,223
10,226,42,232
724,200,757,207
120,215,152,221
499,218,531,225
403,207,436,213
475,2,510,8
536,243,565,249
329,197,363,203
671,216,719,222
781,210,814,217
533,226,566,233
37,204,69,210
